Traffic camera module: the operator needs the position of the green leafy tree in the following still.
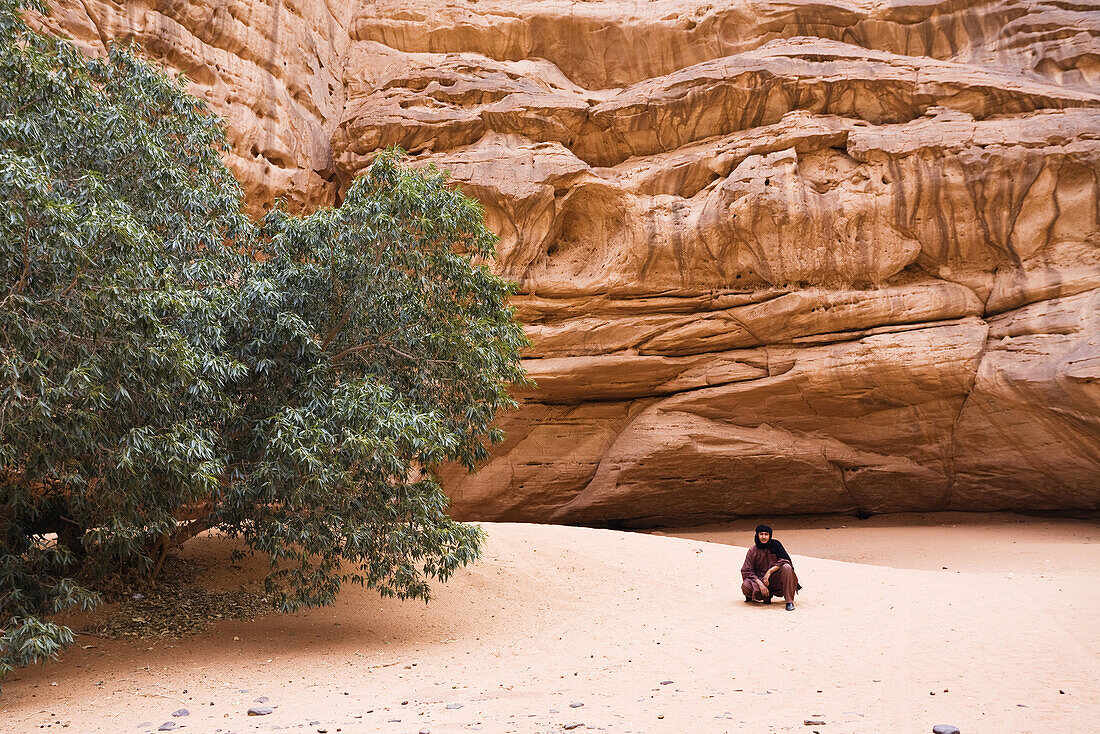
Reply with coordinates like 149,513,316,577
0,0,526,679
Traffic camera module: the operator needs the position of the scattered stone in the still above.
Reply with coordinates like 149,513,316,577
171,709,189,717
563,724,583,731
136,723,153,730
253,697,269,703
804,720,826,726
659,680,673,685
932,727,960,734
419,729,430,734
157,724,177,732
569,702,583,708
247,707,274,716
445,703,463,710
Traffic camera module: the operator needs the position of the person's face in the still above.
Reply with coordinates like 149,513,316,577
757,531,770,544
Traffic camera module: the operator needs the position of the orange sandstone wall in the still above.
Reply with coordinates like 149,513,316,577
44,0,1100,524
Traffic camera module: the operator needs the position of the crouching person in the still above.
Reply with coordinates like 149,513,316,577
741,524,800,611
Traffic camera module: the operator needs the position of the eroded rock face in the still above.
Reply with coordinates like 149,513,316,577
47,0,1100,523
36,0,354,216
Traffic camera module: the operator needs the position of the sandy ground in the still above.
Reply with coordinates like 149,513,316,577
1,513,1097,734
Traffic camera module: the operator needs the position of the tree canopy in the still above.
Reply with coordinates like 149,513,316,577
0,0,527,679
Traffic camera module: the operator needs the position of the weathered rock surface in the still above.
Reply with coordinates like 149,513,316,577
46,0,1100,523
35,0,354,215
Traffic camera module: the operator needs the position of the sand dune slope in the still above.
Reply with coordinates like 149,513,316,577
2,518,1097,733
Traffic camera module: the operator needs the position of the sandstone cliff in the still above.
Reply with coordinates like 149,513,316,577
44,0,1100,524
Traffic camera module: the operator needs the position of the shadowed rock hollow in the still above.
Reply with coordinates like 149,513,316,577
41,0,1100,525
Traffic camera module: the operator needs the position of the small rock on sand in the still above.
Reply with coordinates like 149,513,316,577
570,702,583,708
247,707,274,716
445,703,463,709
171,709,189,717
804,720,826,726
157,724,177,732
932,727,961,734
563,724,583,731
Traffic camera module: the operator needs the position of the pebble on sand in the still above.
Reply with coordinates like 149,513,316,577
932,727,961,734
171,709,189,717
804,719,826,726
157,724,177,732
247,706,274,716
563,724,583,730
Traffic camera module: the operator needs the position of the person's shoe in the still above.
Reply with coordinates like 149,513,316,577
785,603,795,611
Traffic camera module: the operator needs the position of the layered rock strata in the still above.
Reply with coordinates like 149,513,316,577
36,0,354,215
47,0,1100,524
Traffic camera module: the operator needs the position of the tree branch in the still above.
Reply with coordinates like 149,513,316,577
320,305,354,351
148,513,216,583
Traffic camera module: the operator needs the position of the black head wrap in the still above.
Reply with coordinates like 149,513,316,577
753,524,792,564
